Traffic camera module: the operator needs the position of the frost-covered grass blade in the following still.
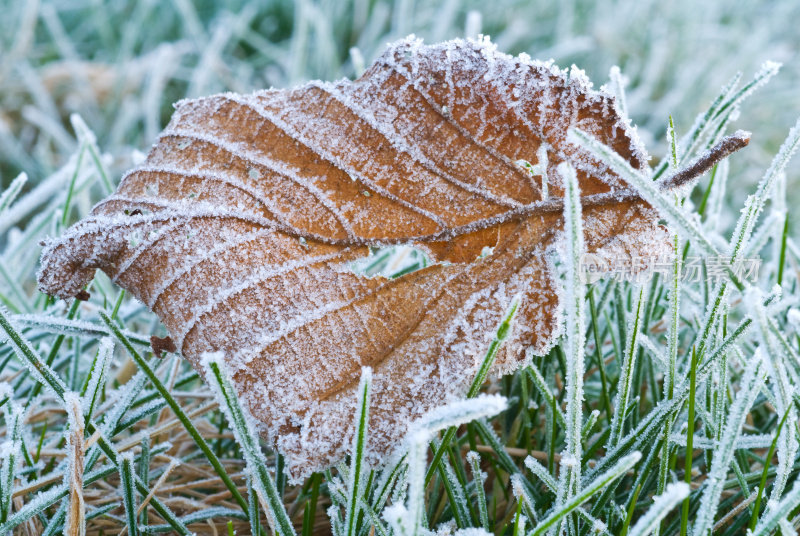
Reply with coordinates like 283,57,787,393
202,352,294,536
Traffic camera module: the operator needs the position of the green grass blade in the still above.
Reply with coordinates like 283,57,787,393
202,351,296,536
70,114,114,194
120,452,140,536
301,473,321,536
61,143,86,226
99,312,253,520
556,162,586,515
0,309,191,534
248,476,260,536
680,347,698,536
750,477,800,536
40,501,67,536
345,367,372,536
692,350,766,535
80,337,112,421
749,407,791,531
0,400,22,523
424,295,520,485
467,451,489,531
610,285,648,447
0,172,28,216
531,452,641,536
628,483,689,536
388,395,508,536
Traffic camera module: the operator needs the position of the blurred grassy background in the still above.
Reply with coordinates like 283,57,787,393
1,0,798,226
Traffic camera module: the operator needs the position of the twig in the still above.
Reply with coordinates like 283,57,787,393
658,131,751,190
712,490,758,531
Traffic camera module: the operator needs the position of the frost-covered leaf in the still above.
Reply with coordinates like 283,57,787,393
38,36,671,478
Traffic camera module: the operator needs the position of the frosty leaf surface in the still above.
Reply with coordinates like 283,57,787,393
38,36,668,478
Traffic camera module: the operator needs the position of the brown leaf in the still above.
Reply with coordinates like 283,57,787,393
38,37,669,479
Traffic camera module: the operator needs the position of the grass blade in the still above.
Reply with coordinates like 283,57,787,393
555,162,586,518
610,285,648,446
99,312,253,524
386,395,507,536
424,295,520,485
0,398,22,524
119,452,139,536
467,451,490,530
345,367,372,536
531,452,641,536
692,349,766,535
0,173,27,216
748,407,791,531
80,337,112,420
750,477,800,536
628,483,689,536
202,351,295,536
680,347,698,536
0,308,190,534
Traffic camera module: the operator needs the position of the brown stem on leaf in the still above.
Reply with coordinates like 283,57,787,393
658,130,751,191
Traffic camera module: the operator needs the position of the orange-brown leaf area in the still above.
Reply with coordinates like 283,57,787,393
38,36,668,479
